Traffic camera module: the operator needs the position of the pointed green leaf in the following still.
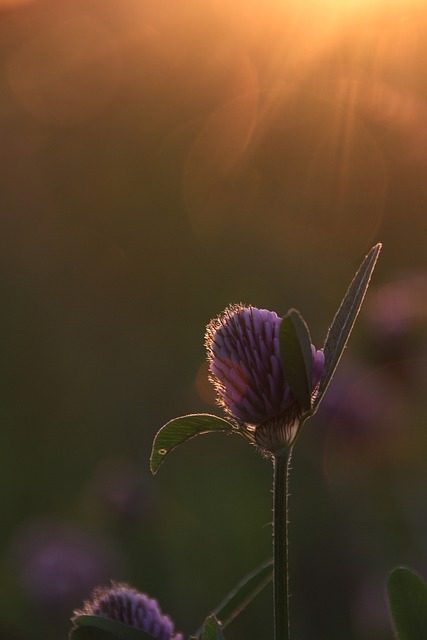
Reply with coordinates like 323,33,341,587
71,616,154,640
150,413,235,474
313,242,382,411
212,559,273,628
387,567,427,639
279,309,313,412
201,616,226,640
193,559,273,638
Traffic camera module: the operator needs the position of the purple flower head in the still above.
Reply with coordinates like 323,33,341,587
205,305,324,451
74,582,183,640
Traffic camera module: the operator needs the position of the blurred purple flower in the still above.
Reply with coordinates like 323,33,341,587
74,582,183,640
205,305,324,450
364,271,427,349
11,518,124,615
88,458,155,522
318,360,404,447
363,272,427,382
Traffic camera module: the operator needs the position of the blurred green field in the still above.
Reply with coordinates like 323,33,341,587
0,1,427,639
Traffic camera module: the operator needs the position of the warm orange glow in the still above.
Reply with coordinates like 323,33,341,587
2,0,427,257
7,16,121,125
194,362,216,407
0,0,36,7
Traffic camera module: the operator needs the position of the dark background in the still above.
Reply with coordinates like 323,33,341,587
1,0,427,639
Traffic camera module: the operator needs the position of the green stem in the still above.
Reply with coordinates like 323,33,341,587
273,450,292,640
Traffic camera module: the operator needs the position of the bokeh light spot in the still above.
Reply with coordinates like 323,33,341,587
194,361,217,408
0,0,36,8
183,53,258,239
7,15,121,125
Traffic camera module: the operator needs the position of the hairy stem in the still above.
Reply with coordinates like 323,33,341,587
273,450,292,640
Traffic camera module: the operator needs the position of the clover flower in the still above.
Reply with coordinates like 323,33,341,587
74,582,183,640
205,305,324,452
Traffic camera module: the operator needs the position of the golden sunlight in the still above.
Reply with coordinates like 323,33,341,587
176,0,425,252
6,15,121,126
274,0,422,14
0,0,35,6
3,0,427,258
